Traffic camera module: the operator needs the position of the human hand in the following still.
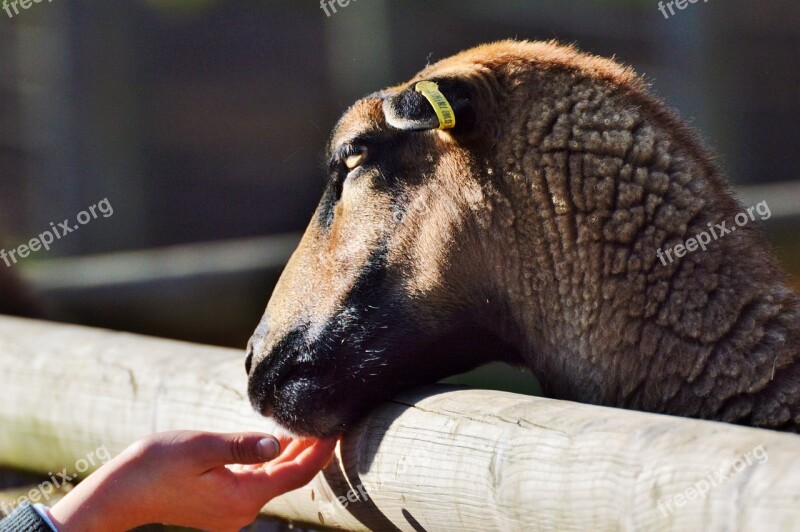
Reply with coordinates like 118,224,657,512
48,431,337,532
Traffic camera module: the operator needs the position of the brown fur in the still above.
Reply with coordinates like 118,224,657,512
248,40,800,436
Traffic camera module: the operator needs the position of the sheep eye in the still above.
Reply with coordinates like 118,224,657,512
344,147,368,170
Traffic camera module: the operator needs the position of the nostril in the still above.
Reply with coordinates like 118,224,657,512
245,346,254,375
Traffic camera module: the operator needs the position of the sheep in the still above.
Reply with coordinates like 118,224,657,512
246,40,800,437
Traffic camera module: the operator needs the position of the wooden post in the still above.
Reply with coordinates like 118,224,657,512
0,316,798,531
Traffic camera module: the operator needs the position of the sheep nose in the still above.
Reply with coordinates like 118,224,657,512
245,345,255,375
246,318,270,376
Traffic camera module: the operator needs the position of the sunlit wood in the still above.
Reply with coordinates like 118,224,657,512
0,316,798,531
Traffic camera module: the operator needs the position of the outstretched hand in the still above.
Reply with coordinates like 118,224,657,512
48,431,337,532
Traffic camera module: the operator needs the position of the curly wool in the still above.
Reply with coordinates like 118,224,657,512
465,41,800,431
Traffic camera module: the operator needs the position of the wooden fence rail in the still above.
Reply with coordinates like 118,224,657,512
0,316,799,531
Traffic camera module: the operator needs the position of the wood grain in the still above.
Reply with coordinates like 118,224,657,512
0,316,798,531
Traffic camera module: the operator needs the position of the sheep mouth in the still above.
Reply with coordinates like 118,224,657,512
248,354,317,416
248,345,402,437
247,321,518,438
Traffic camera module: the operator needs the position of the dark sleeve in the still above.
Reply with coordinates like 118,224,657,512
0,502,56,532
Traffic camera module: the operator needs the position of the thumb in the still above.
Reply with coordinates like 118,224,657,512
191,432,281,467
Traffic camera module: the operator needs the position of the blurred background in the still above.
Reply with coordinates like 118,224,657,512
0,0,799,392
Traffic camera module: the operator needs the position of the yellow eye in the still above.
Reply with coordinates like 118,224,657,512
345,148,368,170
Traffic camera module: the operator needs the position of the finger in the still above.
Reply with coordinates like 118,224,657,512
190,432,281,468
238,437,326,476
225,435,317,471
237,438,337,500
227,439,314,477
264,438,337,493
266,438,316,466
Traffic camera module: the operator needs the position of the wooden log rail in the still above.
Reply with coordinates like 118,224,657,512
0,316,798,531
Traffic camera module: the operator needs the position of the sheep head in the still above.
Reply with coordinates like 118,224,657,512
247,40,800,437
245,52,533,437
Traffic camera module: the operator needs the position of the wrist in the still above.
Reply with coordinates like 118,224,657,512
48,455,148,531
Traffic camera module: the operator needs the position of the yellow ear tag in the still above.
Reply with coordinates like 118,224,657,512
414,81,456,130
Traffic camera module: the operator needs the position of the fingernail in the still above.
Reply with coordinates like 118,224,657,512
257,437,280,460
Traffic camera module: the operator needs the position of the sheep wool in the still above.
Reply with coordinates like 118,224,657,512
248,40,800,437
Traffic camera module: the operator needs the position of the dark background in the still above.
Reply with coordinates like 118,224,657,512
0,1,798,392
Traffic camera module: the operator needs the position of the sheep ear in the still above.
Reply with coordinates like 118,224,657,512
382,78,476,132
